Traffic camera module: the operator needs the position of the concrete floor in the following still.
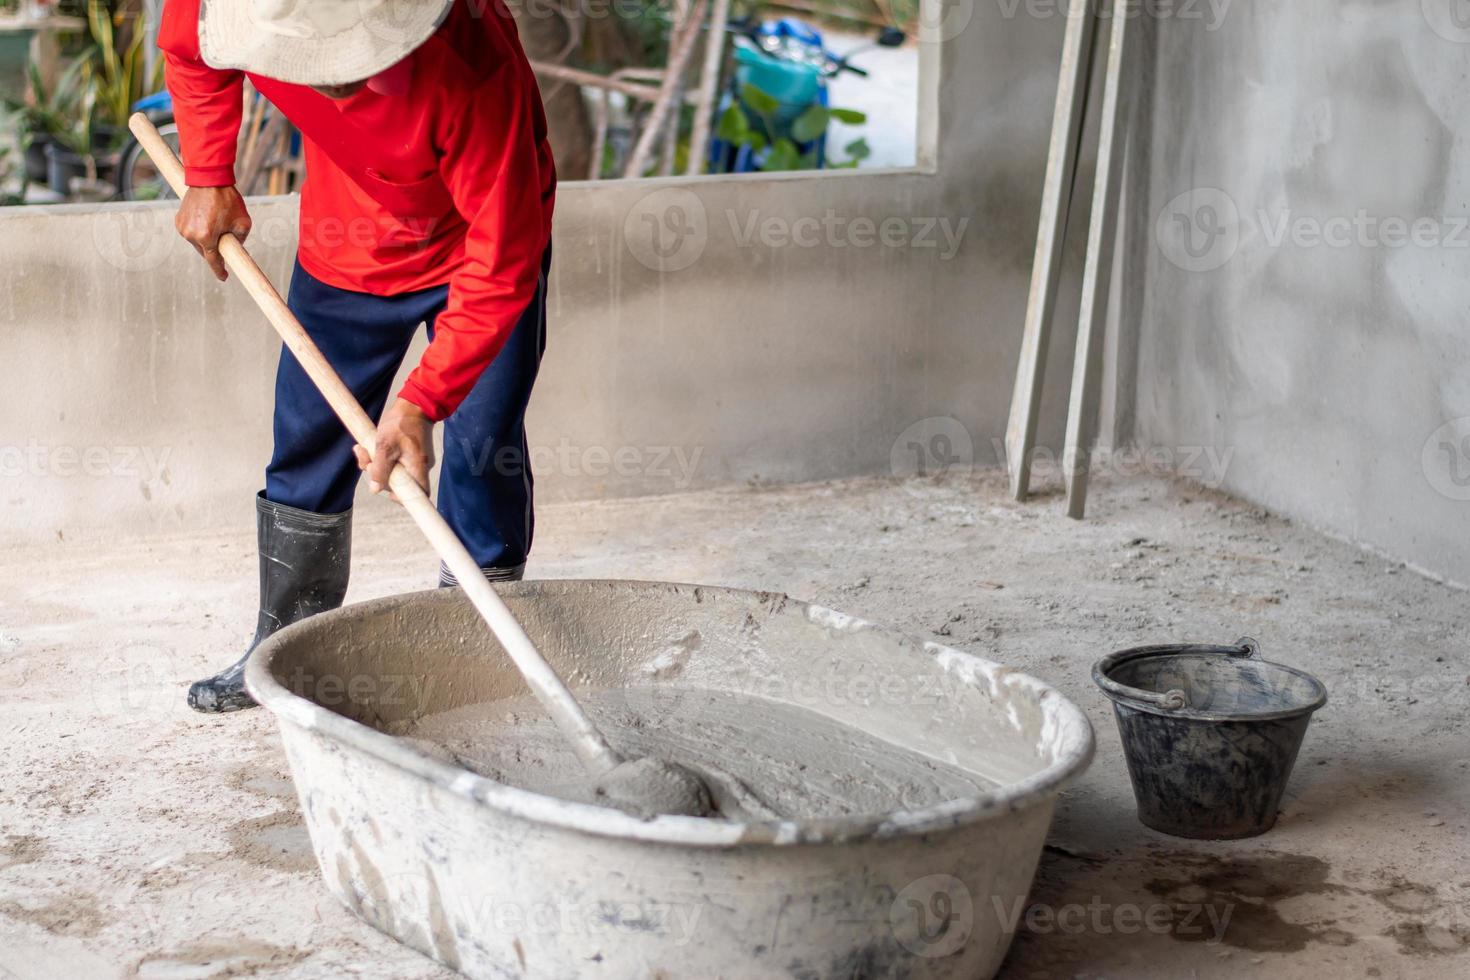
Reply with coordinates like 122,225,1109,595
1,470,1467,978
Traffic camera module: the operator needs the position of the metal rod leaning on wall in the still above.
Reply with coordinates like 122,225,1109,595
1062,0,1130,519
1004,0,1099,501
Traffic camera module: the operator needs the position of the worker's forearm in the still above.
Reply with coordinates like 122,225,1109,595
399,268,540,422
163,55,245,185
159,0,245,185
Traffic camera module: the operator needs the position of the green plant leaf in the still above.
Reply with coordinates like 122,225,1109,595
76,1,158,131
830,108,868,125
765,137,803,172
790,105,829,145
843,137,872,162
86,1,111,72
716,103,749,143
742,84,781,117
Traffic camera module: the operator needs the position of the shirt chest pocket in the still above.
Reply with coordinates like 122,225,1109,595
354,167,456,243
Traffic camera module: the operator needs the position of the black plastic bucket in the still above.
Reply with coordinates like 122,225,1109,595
1093,638,1328,840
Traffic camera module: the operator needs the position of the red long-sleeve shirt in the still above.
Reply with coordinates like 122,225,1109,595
159,0,556,421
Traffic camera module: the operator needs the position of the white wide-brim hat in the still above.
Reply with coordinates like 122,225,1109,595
200,0,453,86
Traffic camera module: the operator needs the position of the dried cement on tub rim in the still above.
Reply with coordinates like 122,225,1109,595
244,580,1095,849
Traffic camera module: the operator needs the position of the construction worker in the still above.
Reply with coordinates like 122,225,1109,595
158,0,556,712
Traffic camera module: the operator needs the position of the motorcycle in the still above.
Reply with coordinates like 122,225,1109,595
114,89,177,200
707,17,904,174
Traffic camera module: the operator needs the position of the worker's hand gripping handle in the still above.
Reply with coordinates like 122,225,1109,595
127,113,622,775
128,114,380,451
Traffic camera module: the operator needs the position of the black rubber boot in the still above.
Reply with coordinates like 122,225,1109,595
188,493,352,713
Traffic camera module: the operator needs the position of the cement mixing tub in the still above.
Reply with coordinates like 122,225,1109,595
245,581,1094,978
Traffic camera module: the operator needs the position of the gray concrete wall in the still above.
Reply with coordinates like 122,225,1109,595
0,3,1091,548
1133,0,1470,585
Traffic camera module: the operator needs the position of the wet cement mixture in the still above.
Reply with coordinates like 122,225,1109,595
2,470,1468,978
394,688,994,819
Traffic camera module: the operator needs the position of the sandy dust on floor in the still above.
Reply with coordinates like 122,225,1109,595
1,470,1467,978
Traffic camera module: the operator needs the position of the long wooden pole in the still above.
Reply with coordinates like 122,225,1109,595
530,61,666,105
623,0,710,178
128,114,623,777
1004,0,1099,501
1063,2,1130,519
685,0,732,176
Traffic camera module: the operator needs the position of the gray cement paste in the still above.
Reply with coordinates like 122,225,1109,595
393,687,997,819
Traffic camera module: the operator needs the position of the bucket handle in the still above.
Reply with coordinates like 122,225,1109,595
1129,637,1260,711
1133,687,1190,711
